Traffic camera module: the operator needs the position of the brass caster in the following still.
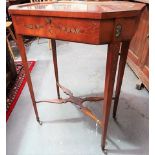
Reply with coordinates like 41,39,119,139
136,80,144,90
101,145,105,151
38,120,43,125
103,149,108,155
102,146,107,154
113,114,117,120
36,118,43,125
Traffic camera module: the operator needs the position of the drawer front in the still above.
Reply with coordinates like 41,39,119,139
12,15,101,44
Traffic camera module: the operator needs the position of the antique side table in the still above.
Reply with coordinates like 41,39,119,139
9,1,145,150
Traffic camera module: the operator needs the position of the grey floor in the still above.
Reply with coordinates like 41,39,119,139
7,39,149,155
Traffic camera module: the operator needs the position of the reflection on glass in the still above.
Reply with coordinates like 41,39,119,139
18,2,136,13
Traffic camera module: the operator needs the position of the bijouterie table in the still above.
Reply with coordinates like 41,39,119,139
9,1,145,150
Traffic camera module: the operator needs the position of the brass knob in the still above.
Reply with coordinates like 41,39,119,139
115,24,122,38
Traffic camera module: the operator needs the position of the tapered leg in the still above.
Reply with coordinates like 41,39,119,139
102,42,121,150
113,41,130,119
16,34,41,125
51,39,60,99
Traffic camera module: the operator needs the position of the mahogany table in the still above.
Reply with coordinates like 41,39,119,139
9,1,145,150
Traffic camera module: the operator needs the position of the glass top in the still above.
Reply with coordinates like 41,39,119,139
11,1,144,13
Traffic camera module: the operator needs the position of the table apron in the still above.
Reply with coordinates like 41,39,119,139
12,15,137,44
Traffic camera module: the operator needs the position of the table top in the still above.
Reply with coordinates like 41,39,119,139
9,1,145,19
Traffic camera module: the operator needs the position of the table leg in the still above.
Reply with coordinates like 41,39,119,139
101,42,121,150
113,41,130,119
51,39,60,99
16,34,41,125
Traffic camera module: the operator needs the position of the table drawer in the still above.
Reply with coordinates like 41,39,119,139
12,15,102,44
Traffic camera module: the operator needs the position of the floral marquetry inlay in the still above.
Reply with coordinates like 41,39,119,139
24,24,44,29
59,26,80,34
